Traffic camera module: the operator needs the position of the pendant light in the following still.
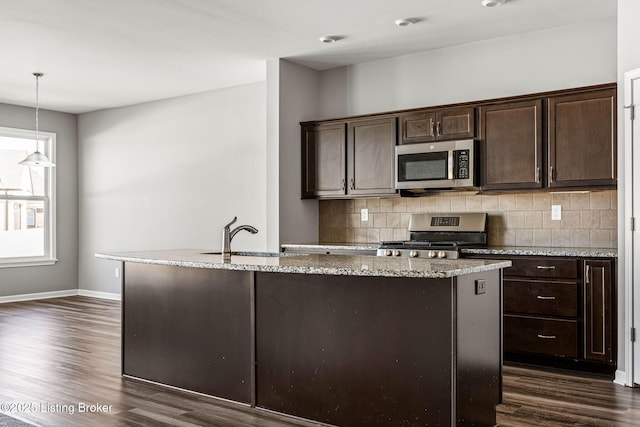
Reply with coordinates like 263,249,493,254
19,72,55,167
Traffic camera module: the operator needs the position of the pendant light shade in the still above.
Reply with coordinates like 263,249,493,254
19,72,55,167
19,150,56,167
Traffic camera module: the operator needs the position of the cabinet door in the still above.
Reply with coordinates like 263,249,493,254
399,107,475,144
301,123,346,198
437,107,476,141
347,117,397,196
584,259,615,363
548,89,617,188
480,100,543,190
399,111,437,144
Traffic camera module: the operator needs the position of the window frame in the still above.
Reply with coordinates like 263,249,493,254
0,126,57,268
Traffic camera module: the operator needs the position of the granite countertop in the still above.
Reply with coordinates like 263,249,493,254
281,242,379,251
96,249,511,279
461,246,618,258
282,243,617,258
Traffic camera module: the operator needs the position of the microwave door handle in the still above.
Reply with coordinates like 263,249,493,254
448,150,454,179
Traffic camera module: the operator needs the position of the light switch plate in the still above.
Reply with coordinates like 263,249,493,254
361,208,369,222
551,205,562,221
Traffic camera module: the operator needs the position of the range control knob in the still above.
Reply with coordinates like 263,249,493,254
384,249,392,257
427,250,437,258
393,250,402,257
409,250,419,258
437,251,447,259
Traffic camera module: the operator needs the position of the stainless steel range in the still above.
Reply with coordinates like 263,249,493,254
377,212,487,259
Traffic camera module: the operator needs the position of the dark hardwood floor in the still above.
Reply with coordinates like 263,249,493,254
0,296,639,426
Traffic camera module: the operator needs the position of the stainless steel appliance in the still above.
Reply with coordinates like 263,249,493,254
377,212,487,259
395,139,476,190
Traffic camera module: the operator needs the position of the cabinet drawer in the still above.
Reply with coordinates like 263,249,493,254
504,280,577,317
504,315,577,358
506,258,578,279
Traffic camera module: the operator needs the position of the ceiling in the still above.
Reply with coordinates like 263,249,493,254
0,0,617,114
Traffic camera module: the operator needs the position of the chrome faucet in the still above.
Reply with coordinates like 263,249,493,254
221,217,258,261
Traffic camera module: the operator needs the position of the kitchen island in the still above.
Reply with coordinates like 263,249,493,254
96,249,511,426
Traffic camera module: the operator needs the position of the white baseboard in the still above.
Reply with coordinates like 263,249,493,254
78,289,121,301
0,289,121,303
0,289,78,304
614,369,629,387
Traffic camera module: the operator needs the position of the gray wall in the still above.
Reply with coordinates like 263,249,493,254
273,59,321,247
78,82,266,294
0,103,78,297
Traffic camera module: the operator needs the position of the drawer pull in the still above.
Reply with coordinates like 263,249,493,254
537,334,557,339
536,295,556,300
536,265,556,270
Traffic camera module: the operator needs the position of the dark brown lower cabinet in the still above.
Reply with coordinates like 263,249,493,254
122,263,253,403
504,316,578,358
584,259,615,363
255,270,502,427
480,255,616,374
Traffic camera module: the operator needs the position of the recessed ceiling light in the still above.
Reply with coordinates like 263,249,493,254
482,0,506,7
395,18,415,27
319,35,341,44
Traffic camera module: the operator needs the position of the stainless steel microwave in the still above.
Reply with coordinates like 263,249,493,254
395,139,477,190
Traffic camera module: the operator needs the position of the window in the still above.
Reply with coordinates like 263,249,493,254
0,126,56,267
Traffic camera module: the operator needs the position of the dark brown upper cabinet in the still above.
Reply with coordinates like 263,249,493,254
301,117,397,199
346,117,397,197
480,99,543,190
399,107,475,144
301,122,347,198
548,88,617,189
479,85,617,192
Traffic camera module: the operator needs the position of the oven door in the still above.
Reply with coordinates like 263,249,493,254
395,140,475,190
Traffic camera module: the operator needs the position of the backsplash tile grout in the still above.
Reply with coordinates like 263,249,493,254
319,190,617,248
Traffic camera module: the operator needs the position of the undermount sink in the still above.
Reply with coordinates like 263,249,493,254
200,251,307,258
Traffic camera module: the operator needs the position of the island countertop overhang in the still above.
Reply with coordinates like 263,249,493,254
96,248,511,279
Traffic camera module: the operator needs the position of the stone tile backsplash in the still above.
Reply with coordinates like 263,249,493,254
319,190,617,248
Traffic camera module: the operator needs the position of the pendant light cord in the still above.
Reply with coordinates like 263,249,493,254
34,72,42,153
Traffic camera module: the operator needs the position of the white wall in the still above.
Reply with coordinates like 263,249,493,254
0,103,78,297
78,82,266,294
617,0,640,380
317,17,617,118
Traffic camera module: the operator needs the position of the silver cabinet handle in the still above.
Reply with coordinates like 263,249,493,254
537,334,557,339
341,179,346,191
536,296,556,300
436,121,442,137
349,178,355,190
429,118,435,137
537,265,556,270
585,264,590,285
549,166,555,183
535,166,541,183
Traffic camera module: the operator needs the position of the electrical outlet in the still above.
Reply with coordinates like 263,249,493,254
475,279,486,295
114,267,120,278
361,208,369,222
551,205,562,221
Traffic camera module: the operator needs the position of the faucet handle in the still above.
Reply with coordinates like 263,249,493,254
223,216,238,229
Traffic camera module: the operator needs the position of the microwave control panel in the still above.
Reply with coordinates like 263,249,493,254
454,149,470,179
